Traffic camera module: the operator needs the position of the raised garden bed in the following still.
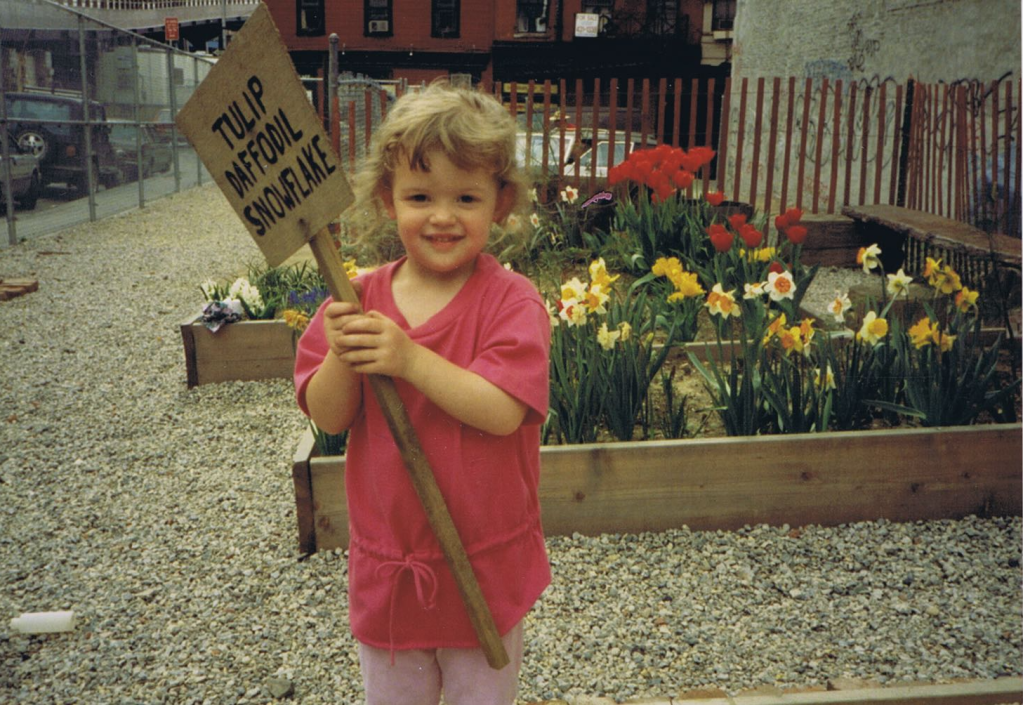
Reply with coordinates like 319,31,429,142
179,316,296,388
290,422,1022,555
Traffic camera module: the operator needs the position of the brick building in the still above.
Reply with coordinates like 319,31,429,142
266,0,735,89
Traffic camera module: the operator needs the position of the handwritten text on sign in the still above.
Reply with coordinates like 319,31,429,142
175,3,352,266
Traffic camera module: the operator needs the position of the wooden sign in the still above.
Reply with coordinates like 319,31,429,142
175,3,351,266
164,17,179,42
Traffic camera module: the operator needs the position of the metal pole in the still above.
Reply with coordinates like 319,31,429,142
1,31,17,245
194,58,202,186
79,15,98,222
328,33,339,145
220,0,227,52
167,47,180,192
132,38,145,208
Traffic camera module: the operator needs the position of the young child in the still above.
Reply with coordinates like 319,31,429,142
294,82,551,704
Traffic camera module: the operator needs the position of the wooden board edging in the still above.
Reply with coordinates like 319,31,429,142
658,676,1023,705
292,423,1022,553
180,316,297,388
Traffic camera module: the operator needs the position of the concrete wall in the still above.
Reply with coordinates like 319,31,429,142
731,0,1020,85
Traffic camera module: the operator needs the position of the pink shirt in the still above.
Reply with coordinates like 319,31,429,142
295,254,551,650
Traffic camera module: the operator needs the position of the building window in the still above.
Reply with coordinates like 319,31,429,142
296,0,324,36
516,0,549,33
365,0,393,36
432,0,459,38
712,0,736,31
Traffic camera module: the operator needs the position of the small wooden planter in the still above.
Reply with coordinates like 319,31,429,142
180,317,296,388
290,422,1022,555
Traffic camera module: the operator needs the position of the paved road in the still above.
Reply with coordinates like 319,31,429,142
2,149,211,245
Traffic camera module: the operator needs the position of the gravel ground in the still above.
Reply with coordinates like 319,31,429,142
0,185,1020,704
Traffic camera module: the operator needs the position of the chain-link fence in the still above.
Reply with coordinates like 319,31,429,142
1,0,216,246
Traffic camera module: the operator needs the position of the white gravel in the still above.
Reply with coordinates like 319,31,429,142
0,185,1020,704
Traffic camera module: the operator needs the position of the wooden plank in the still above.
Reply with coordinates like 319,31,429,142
939,84,950,217
763,77,780,218
607,77,617,174
874,81,886,205
573,78,584,186
797,78,812,210
347,100,356,172
657,76,667,144
828,79,842,214
291,430,317,554
890,84,903,205
689,678,1023,705
300,424,1022,551
558,79,567,180
845,81,857,208
813,77,829,213
310,455,349,549
732,77,748,202
671,77,682,148
538,424,1022,537
842,203,1022,266
541,80,551,176
780,76,796,213
703,77,715,194
183,318,296,386
749,77,764,212
858,84,869,206
590,77,601,192
179,316,199,388
717,77,731,193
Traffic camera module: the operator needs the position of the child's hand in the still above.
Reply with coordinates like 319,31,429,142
329,309,418,379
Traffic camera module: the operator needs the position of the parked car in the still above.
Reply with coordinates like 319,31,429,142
516,130,577,177
108,121,173,182
0,133,42,211
3,90,122,192
573,131,660,180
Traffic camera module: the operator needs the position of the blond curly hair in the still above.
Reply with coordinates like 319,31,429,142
344,81,528,250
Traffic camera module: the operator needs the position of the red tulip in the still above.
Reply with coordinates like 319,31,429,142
740,224,763,248
728,214,748,232
708,223,734,253
785,225,808,245
706,191,725,207
768,261,785,275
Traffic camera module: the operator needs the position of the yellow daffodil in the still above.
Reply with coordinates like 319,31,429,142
705,283,740,318
924,257,963,295
908,317,936,348
856,311,889,345
617,321,632,341
955,287,979,312
588,258,620,289
560,276,587,303
827,291,853,324
856,243,882,273
763,312,788,344
937,331,956,353
596,322,621,350
584,283,611,315
814,364,837,391
282,309,310,332
653,257,704,301
764,270,796,302
886,268,913,296
743,281,766,299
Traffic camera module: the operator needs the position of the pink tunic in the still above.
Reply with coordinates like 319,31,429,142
294,254,551,650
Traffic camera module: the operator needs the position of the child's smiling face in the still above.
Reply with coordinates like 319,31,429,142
382,149,511,284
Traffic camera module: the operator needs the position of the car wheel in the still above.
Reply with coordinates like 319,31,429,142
19,172,41,210
16,130,49,162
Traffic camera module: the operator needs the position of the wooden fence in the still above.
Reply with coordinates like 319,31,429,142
331,75,1021,237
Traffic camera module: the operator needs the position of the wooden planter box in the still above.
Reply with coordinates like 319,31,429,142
290,422,1022,555
180,317,296,388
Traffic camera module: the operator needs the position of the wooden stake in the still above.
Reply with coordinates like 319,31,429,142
306,228,510,671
